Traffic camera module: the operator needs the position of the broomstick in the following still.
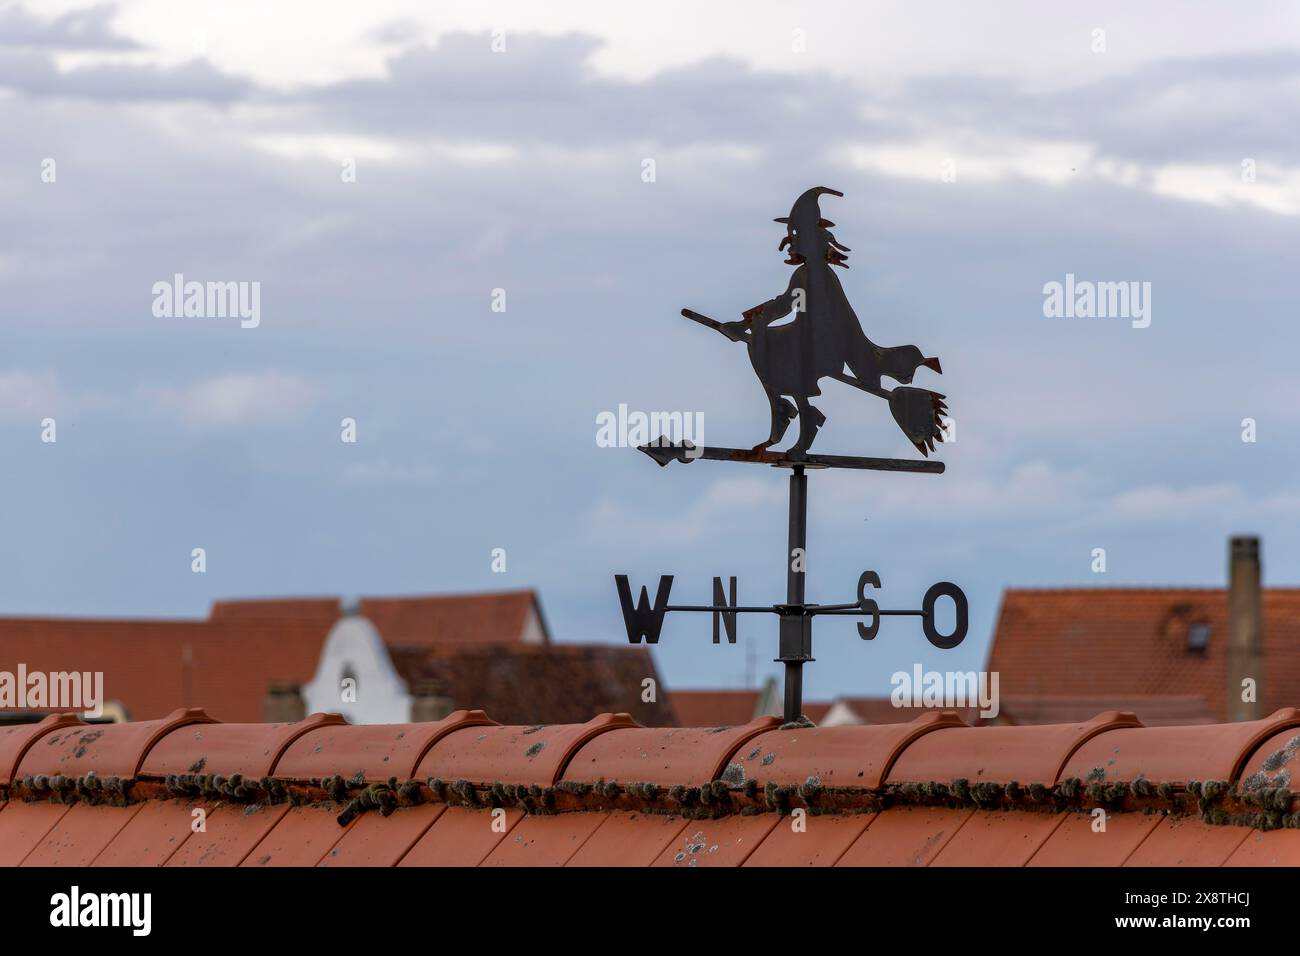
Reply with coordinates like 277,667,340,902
679,308,948,456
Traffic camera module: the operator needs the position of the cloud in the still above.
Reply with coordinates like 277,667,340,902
6,6,1300,696
281,33,895,153
0,3,137,51
1150,162,1300,217
0,370,69,422
0,4,248,102
580,474,785,548
0,48,252,101
139,371,319,427
817,459,1089,525
1111,482,1242,519
837,137,1098,187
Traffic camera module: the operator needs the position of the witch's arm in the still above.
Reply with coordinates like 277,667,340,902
741,270,803,322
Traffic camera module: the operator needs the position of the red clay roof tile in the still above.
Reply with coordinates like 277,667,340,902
1224,828,1300,865
240,805,353,867
652,815,779,867
210,589,545,647
163,802,288,867
1059,707,1300,785
1237,724,1300,792
743,812,875,867
396,806,523,866
142,712,344,779
394,645,673,726
272,710,495,782
988,587,1300,722
668,689,763,727
730,712,965,790
928,809,1064,867
0,618,332,722
318,804,445,867
998,695,1217,727
1122,815,1251,866
1026,811,1163,867
0,801,69,866
5,706,1300,868
0,712,80,786
835,807,973,867
15,707,214,779
887,712,1141,786
833,697,980,725
0,591,547,725
565,811,689,867
89,799,196,867
560,716,781,787
21,802,142,867
480,812,608,866
416,713,637,786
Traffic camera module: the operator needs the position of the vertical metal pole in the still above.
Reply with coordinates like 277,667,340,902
782,465,808,723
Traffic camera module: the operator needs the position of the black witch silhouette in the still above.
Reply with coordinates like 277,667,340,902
684,186,948,457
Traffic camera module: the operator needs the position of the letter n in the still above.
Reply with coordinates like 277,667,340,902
712,576,737,644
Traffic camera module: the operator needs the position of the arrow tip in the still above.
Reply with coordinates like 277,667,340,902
638,440,695,466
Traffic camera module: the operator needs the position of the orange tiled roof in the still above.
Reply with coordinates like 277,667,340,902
669,690,763,727
390,643,678,726
834,697,981,725
0,618,327,723
670,690,832,727
209,589,547,646
987,587,1300,722
0,590,549,722
801,701,833,724
4,706,1300,867
997,695,1218,726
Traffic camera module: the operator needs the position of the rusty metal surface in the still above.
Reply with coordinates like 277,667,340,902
638,438,945,473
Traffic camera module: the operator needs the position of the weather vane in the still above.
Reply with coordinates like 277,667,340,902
615,186,968,724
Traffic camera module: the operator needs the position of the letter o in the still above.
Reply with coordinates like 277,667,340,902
922,582,968,649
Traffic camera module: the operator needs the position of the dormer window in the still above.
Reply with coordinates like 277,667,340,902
1186,622,1210,653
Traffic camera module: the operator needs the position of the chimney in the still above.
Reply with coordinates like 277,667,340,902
263,680,306,723
1225,535,1262,722
409,679,454,723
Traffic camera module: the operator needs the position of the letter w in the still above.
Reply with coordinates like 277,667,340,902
615,575,673,644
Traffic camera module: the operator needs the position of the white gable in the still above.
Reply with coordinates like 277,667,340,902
819,700,865,727
302,616,412,724
520,604,547,645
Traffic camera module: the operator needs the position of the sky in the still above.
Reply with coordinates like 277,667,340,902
3,1,1300,701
